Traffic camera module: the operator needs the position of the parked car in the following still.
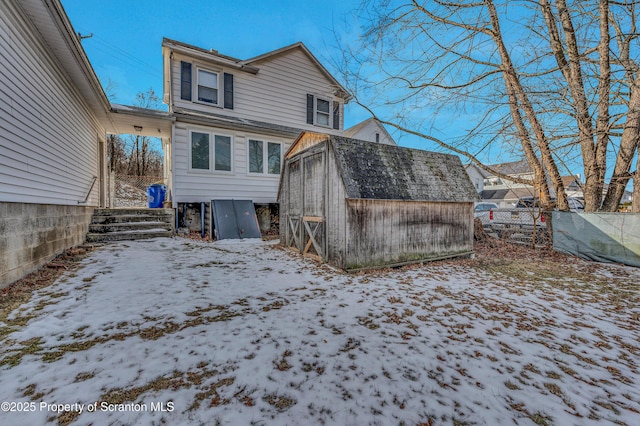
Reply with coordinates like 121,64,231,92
474,202,498,217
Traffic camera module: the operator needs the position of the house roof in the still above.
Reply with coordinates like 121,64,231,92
162,38,261,74
172,106,303,139
480,187,536,202
486,159,532,176
464,163,491,179
109,104,174,137
19,0,115,132
561,175,582,188
323,135,477,202
162,38,350,101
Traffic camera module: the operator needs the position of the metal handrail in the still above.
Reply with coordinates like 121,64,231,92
78,176,98,204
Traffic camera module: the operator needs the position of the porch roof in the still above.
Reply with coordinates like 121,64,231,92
109,104,174,138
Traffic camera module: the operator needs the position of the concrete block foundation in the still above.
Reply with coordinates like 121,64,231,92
0,202,94,288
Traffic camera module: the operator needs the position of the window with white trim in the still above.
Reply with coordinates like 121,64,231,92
248,139,282,175
306,94,340,130
315,98,330,126
190,131,232,172
197,69,219,105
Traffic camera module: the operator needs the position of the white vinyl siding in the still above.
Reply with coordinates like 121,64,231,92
0,0,103,206
345,120,396,146
170,48,343,133
174,126,291,204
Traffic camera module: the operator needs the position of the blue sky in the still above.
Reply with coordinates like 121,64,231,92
61,0,379,135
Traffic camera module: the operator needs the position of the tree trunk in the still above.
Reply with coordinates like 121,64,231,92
601,78,640,211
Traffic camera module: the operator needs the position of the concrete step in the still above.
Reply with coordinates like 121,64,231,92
89,221,173,233
93,208,174,217
87,208,175,243
91,213,173,225
86,229,174,243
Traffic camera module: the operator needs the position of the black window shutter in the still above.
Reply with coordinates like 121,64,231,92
224,73,234,109
306,94,314,124
332,101,340,130
180,61,192,101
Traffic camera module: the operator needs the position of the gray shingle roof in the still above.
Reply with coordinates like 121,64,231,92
331,137,478,202
487,159,532,175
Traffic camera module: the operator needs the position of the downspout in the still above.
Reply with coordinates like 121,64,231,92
169,50,178,234
201,202,206,239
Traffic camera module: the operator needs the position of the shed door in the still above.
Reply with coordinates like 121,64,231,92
300,151,325,260
285,159,302,250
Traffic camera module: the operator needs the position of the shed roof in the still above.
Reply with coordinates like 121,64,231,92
330,136,478,202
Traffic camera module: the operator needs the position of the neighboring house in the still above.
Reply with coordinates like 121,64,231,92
344,117,396,145
478,160,537,207
279,132,478,270
161,38,352,234
562,175,583,199
464,163,488,194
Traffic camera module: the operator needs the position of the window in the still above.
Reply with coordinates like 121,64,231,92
306,94,340,130
180,62,234,108
248,139,282,175
191,132,209,170
267,142,281,174
316,98,330,126
214,135,231,171
197,69,218,104
190,131,232,172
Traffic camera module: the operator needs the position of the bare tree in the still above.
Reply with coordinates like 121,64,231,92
107,134,127,173
340,0,639,212
126,87,163,176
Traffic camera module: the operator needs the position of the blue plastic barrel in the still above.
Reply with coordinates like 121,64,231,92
147,184,166,208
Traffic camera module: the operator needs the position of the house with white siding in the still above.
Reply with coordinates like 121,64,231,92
161,38,352,233
344,117,396,146
0,0,117,287
0,0,175,287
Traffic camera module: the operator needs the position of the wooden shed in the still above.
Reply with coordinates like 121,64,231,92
278,132,479,270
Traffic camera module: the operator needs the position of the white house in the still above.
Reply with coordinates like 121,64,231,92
344,117,396,145
161,38,353,233
0,0,177,287
0,0,117,287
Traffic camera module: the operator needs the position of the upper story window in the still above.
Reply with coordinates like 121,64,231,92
190,130,232,173
248,139,282,175
307,94,340,130
316,98,330,126
197,69,219,105
181,61,234,109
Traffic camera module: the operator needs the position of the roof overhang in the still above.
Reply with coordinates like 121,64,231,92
173,108,302,139
19,0,116,132
109,104,175,137
162,38,260,74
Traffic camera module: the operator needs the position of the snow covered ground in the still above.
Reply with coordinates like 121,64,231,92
1,238,638,425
